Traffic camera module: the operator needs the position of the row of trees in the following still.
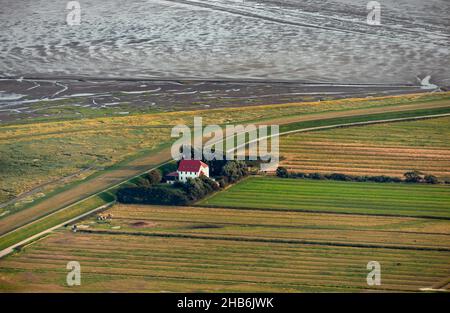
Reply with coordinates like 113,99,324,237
276,167,442,184
117,185,189,205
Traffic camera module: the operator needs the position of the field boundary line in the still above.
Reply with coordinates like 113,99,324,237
196,203,450,221
114,215,450,236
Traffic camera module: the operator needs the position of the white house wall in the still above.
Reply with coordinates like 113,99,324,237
177,166,209,183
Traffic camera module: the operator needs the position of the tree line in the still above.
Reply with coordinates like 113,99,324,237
276,167,445,184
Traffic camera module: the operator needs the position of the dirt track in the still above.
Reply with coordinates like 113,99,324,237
0,99,449,236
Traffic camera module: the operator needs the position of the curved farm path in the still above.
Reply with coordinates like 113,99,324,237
0,99,449,253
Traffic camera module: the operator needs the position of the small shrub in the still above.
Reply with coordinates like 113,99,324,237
404,171,423,183
276,167,289,178
326,173,352,181
308,173,325,180
145,169,162,185
424,175,439,184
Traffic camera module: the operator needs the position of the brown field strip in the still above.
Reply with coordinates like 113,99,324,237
280,116,450,179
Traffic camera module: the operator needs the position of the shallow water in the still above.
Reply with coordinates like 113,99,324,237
0,0,449,85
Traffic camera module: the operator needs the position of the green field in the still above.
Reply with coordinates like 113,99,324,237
199,177,450,218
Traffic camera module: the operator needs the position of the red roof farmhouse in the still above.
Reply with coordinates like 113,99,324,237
166,160,210,183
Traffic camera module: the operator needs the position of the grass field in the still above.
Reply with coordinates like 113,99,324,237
78,205,450,250
0,124,172,205
0,203,448,292
199,177,450,218
280,116,450,180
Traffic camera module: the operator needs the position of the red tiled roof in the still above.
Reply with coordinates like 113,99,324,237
166,171,179,177
178,160,208,173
